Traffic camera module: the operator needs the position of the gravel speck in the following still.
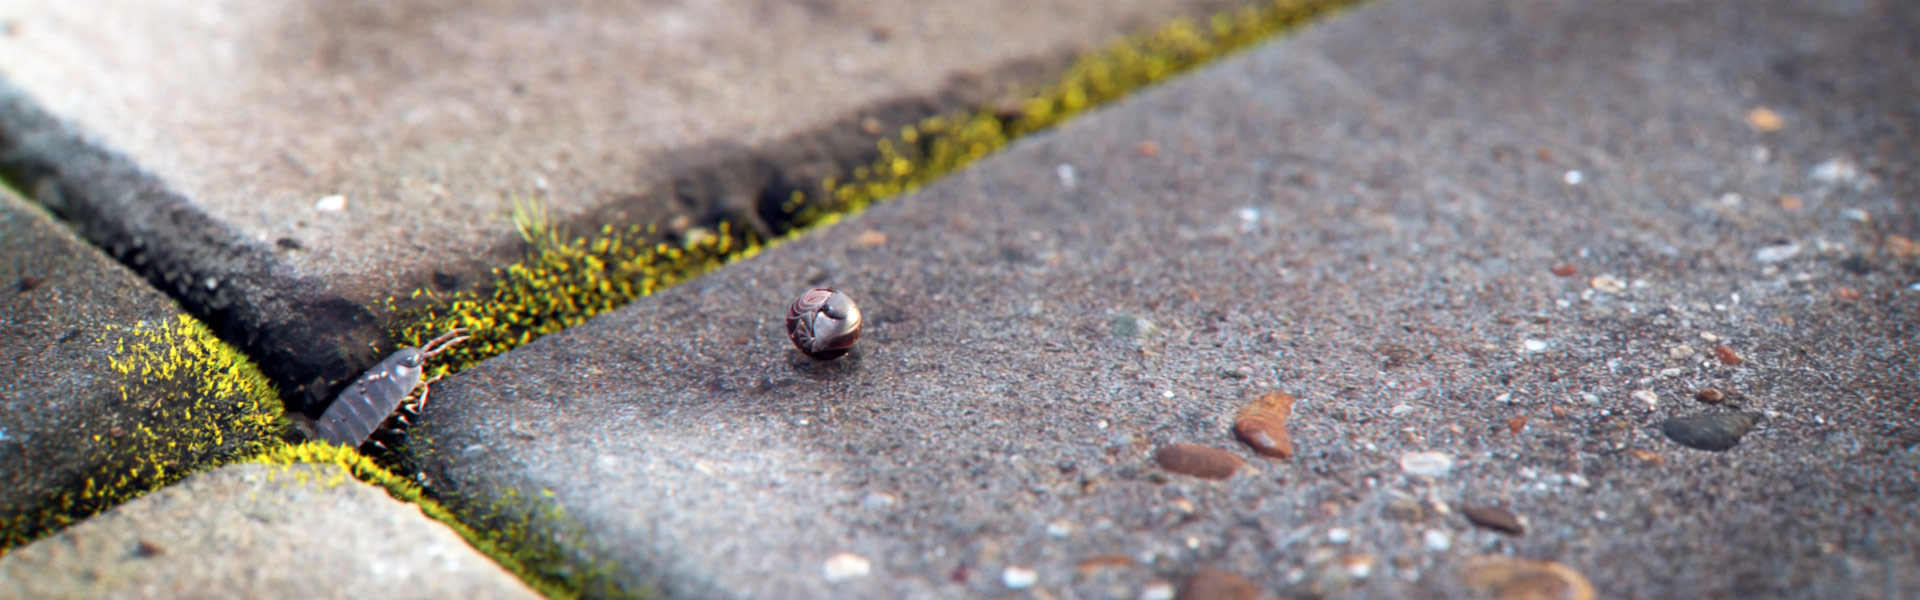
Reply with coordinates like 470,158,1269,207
1668,345,1695,360
1631,389,1660,411
1589,274,1627,294
1755,241,1801,263
1423,529,1452,551
1713,345,1743,366
822,552,871,582
1002,566,1038,589
1179,568,1258,600
1461,556,1595,600
1695,388,1726,404
1400,452,1454,477
1462,505,1526,535
313,194,347,212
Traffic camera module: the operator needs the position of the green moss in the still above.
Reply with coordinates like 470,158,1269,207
1,314,285,551
390,0,1360,367
247,443,629,599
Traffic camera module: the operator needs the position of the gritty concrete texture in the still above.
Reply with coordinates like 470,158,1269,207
0,463,542,600
0,187,277,549
0,0,1242,408
415,0,1919,597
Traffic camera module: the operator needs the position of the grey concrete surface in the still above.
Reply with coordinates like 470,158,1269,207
0,187,275,548
0,0,1246,409
414,0,1919,598
0,463,542,600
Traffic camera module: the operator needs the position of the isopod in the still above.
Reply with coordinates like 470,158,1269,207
316,328,470,448
786,288,862,360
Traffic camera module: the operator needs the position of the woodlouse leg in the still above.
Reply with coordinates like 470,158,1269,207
412,374,445,413
421,328,472,358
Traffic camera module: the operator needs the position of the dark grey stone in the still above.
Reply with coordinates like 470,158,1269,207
1661,413,1760,452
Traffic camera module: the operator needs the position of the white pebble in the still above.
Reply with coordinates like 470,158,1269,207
1139,580,1176,600
1669,345,1695,359
822,553,871,582
1632,389,1660,410
1056,164,1077,189
1399,452,1454,478
1390,404,1417,416
1839,208,1870,222
1422,529,1451,551
1002,566,1039,589
1590,274,1627,294
1522,339,1548,352
1563,170,1584,185
1755,241,1802,264
1046,520,1073,538
1699,331,1721,342
1565,473,1591,488
1327,527,1352,544
313,194,347,212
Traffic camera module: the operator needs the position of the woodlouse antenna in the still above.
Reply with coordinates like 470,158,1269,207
421,327,471,358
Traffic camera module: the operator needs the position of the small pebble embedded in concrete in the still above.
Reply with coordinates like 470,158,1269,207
1462,505,1526,535
1695,388,1726,404
1522,339,1548,352
1232,391,1296,459
1155,443,1247,480
1423,529,1451,551
1461,556,1596,600
1746,106,1785,132
822,552,872,582
1713,345,1743,366
1632,389,1659,411
313,194,347,212
1590,274,1627,294
1327,527,1352,544
1563,170,1584,185
1755,241,1801,264
1550,264,1578,277
1139,580,1176,600
1178,568,1259,600
1669,345,1695,360
1400,451,1454,477
1661,413,1758,451
1002,566,1038,589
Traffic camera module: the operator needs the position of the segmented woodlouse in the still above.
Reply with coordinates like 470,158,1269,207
316,328,469,448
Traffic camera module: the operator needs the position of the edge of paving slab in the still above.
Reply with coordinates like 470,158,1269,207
1,191,287,553
0,0,1363,417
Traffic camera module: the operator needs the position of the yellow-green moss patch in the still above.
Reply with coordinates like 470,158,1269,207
247,442,627,599
388,0,1360,370
2,314,285,551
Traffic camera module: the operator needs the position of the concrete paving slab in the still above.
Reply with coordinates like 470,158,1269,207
0,463,542,600
413,0,1919,598
0,187,280,549
0,0,1250,408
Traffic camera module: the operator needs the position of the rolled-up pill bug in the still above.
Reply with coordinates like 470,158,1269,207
785,288,862,360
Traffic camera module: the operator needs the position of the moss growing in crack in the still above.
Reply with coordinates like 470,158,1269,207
391,213,763,375
1,314,285,551
790,0,1361,225
247,442,628,599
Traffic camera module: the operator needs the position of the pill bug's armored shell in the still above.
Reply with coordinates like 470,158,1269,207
316,328,469,447
786,288,862,360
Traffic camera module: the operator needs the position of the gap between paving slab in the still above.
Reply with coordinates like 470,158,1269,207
0,186,282,550
413,0,1918,598
0,0,1256,412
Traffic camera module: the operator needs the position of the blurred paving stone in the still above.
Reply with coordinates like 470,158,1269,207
0,0,1245,408
0,463,541,600
417,1,1919,598
0,187,278,548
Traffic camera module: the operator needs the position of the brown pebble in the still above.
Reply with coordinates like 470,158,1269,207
853,230,888,248
860,117,884,136
1746,107,1785,132
1713,345,1743,366
1778,195,1803,211
1834,288,1862,301
1462,505,1526,535
1155,444,1246,480
1076,555,1136,573
1178,568,1259,600
1137,140,1161,157
1549,406,1569,419
1627,449,1665,465
1549,264,1578,277
1460,556,1595,600
1889,235,1920,259
1505,416,1528,434
1695,388,1726,404
134,539,163,558
1232,392,1296,459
